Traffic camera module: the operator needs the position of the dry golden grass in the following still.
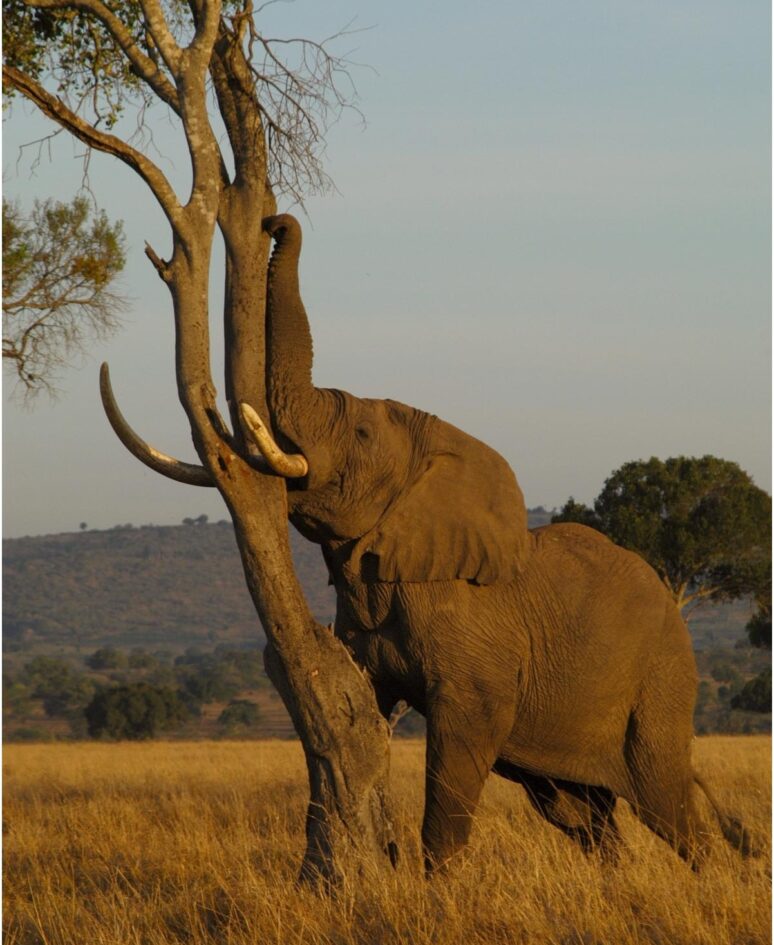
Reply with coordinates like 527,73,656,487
4,736,771,945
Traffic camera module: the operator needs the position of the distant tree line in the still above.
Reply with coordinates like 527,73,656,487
4,632,768,741
4,645,271,741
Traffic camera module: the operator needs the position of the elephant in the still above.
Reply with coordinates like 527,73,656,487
100,213,749,872
248,213,749,870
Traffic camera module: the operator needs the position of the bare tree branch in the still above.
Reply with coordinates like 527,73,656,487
4,65,184,229
244,21,366,203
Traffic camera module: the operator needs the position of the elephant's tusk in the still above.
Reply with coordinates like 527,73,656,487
100,363,215,487
239,403,309,479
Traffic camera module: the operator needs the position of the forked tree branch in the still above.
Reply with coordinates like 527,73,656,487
187,0,222,62
210,18,266,188
137,0,183,75
164,0,228,224
679,584,722,611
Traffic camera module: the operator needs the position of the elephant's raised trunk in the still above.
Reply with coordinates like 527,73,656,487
263,214,328,446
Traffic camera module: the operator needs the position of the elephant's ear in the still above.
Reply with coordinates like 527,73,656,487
361,419,529,585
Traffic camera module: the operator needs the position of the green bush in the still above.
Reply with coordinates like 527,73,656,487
746,608,771,649
85,683,189,740
218,699,260,729
5,727,51,743
731,670,772,713
128,648,156,670
20,656,94,717
86,646,126,670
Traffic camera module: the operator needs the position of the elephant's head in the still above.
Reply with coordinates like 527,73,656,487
252,213,530,585
98,213,531,586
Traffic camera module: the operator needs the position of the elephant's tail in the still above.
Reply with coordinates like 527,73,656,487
693,773,755,857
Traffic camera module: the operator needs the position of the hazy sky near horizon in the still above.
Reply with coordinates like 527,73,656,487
3,0,771,539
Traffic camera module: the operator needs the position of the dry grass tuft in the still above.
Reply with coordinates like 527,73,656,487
4,736,770,944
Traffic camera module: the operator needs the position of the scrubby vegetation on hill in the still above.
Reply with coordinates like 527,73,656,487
4,514,558,651
3,521,335,650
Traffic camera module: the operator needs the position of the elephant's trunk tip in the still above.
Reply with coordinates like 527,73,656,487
263,213,301,244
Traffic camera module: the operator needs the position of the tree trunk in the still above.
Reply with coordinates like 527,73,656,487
181,191,399,887
264,634,399,885
216,474,399,886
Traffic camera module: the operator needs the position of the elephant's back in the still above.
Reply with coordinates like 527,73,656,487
529,522,675,613
526,522,691,654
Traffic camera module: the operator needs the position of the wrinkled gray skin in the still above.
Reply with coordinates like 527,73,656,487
262,213,744,871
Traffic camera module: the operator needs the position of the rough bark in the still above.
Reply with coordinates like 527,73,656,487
214,443,399,886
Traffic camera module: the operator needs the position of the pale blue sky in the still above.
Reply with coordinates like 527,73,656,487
3,0,771,537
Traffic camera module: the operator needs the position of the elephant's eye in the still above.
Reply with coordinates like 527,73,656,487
355,423,373,443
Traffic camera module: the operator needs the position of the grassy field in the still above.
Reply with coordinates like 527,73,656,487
4,736,771,945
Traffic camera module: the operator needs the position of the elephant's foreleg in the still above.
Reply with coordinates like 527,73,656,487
422,688,509,872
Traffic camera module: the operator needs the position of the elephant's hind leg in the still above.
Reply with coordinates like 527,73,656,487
494,763,621,862
624,701,711,867
581,785,621,863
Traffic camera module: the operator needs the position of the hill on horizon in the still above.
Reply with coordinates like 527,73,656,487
4,512,767,742
2,508,751,656
3,521,335,651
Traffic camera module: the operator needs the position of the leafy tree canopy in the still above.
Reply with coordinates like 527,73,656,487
746,606,771,649
554,456,771,613
2,196,126,398
19,655,95,716
3,0,358,204
743,564,771,649
128,647,157,670
176,646,264,702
